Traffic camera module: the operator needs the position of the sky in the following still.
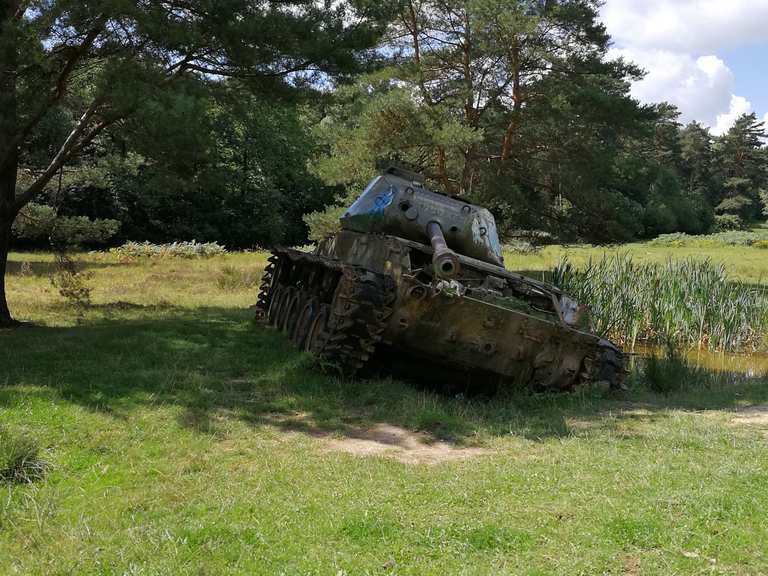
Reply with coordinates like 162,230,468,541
599,0,768,135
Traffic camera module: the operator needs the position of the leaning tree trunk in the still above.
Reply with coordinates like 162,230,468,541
0,142,17,328
0,217,13,327
0,0,19,327
0,157,16,327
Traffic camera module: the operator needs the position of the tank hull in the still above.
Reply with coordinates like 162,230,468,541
382,286,602,391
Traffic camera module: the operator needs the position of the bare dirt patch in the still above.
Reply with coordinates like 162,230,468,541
731,404,768,426
262,413,491,464
622,555,641,576
324,424,492,465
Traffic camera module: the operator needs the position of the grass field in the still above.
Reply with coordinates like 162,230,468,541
2,246,768,575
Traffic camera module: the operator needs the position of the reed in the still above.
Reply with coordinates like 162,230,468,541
552,254,768,353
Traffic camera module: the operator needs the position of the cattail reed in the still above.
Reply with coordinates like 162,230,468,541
552,254,768,353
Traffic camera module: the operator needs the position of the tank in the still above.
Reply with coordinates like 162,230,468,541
256,167,625,392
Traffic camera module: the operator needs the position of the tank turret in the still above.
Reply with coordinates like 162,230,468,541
340,167,504,268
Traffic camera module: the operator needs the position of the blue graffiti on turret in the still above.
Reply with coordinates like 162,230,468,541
369,186,395,216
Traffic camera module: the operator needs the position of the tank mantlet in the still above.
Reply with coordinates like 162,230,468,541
341,169,504,267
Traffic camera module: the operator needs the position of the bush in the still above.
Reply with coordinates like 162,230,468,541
111,241,227,259
714,213,744,232
51,254,93,312
650,228,768,248
304,205,345,243
0,426,47,484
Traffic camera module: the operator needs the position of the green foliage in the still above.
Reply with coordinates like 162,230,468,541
11,203,120,247
110,241,227,260
714,213,745,232
552,254,768,353
713,115,768,223
307,0,766,244
307,9,767,245
304,204,347,242
50,254,94,314
42,88,336,249
650,228,768,248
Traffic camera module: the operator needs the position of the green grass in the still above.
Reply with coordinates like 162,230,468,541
2,249,768,575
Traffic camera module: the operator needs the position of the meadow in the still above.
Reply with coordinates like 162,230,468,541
2,244,768,575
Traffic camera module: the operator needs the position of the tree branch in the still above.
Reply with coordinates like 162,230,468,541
0,26,103,171
13,97,114,212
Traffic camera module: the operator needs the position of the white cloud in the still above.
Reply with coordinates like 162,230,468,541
609,48,739,129
601,1,767,135
601,0,768,52
712,95,753,136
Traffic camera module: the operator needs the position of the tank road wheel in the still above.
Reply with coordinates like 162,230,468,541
267,286,287,326
280,288,302,335
292,297,320,348
305,304,331,354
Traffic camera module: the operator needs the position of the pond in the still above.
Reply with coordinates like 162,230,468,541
633,346,768,379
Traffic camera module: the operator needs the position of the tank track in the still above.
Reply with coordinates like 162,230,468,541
256,248,396,377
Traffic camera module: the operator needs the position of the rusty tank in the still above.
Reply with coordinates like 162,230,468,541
256,167,625,392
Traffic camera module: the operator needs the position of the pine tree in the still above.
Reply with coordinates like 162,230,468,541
713,113,767,227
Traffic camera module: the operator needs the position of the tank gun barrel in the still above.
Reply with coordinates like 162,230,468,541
427,221,461,279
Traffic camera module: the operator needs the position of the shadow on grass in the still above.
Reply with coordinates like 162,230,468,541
1,307,767,445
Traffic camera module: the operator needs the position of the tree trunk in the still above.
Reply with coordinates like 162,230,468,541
0,216,15,328
0,0,20,326
500,38,522,163
0,154,16,327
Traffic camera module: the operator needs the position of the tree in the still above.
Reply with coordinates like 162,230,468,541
311,0,656,242
0,0,392,326
679,122,716,202
713,113,767,227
